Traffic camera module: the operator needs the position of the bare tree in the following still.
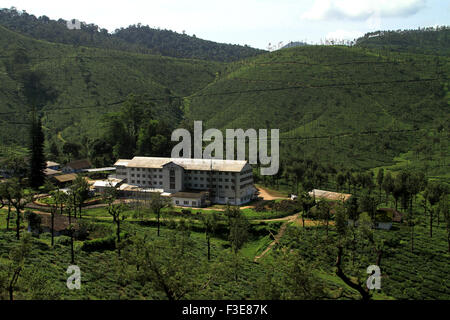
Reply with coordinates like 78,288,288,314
103,185,126,256
5,179,32,240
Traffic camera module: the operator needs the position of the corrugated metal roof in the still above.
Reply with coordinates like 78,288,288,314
116,157,247,172
82,167,116,173
46,161,60,167
93,178,123,188
114,159,130,166
65,159,91,170
44,168,61,176
53,173,77,183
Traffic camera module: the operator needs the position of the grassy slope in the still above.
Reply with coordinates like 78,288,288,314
184,45,449,169
0,25,223,147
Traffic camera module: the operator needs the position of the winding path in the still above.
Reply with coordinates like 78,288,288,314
253,213,299,262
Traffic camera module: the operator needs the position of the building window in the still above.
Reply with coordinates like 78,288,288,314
192,201,196,206
176,200,179,204
184,201,189,205
170,183,175,189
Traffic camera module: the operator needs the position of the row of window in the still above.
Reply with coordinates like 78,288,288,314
187,170,233,175
131,174,163,179
186,177,235,183
131,168,163,172
131,180,163,187
186,183,235,190
174,200,197,206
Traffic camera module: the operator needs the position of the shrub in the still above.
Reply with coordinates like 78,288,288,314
55,236,72,246
81,232,127,252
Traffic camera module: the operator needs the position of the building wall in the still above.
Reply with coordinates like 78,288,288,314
162,163,184,193
172,197,204,207
115,160,255,205
116,166,165,188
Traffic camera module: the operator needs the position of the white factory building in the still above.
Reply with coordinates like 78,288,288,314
113,157,256,207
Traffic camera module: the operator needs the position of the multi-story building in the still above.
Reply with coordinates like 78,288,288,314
114,157,256,206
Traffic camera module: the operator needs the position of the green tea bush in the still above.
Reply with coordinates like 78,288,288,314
81,232,127,252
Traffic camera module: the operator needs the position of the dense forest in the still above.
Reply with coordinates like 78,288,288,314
0,7,265,62
356,26,450,56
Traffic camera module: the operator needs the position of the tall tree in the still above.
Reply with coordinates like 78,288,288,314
201,213,219,261
345,195,359,226
71,175,90,218
442,195,450,253
376,168,384,204
28,113,46,189
298,189,314,228
336,172,346,193
62,142,81,162
121,234,212,300
103,186,126,256
317,199,332,236
424,181,444,238
225,206,249,254
149,192,171,237
5,179,32,240
382,171,394,205
3,233,32,300
0,181,13,230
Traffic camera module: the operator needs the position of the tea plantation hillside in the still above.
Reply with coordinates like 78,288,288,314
184,45,449,170
0,25,223,148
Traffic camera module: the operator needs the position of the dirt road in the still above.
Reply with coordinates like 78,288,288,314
256,186,288,201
